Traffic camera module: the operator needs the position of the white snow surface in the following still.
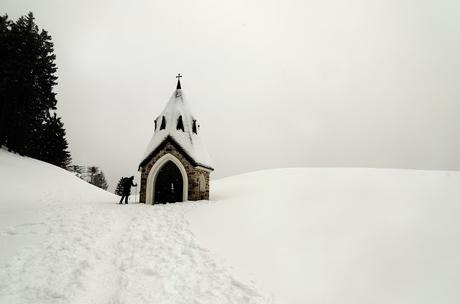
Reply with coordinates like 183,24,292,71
141,88,213,169
185,168,460,304
2,149,460,304
0,150,268,304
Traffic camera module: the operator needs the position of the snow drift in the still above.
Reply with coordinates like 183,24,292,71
0,149,116,265
0,150,268,304
185,168,460,304
1,148,460,304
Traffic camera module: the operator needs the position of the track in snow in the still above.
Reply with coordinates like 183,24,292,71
0,203,270,304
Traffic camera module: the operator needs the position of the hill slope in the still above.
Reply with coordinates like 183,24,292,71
1,149,460,303
0,149,116,265
0,150,269,304
185,168,460,304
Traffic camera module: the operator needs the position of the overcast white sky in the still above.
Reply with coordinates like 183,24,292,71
3,0,460,190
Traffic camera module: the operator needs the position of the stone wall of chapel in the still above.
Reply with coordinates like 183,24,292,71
139,142,210,203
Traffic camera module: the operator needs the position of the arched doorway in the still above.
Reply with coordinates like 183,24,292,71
146,153,188,204
154,160,183,204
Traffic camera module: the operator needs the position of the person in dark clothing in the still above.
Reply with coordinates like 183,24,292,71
119,176,137,204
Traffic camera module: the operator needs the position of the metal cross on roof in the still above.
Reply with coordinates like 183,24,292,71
176,73,182,90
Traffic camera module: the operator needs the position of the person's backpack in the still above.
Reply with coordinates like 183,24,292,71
122,177,129,187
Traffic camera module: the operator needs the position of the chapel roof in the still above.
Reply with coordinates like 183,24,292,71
139,77,213,170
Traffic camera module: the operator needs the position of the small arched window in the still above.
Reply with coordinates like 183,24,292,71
154,119,157,131
177,115,184,131
192,120,198,134
160,116,166,130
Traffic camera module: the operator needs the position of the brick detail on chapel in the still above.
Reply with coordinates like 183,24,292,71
139,141,210,204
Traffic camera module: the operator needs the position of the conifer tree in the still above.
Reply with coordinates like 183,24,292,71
68,165,84,179
83,166,109,190
0,15,13,146
115,177,125,196
87,166,99,184
38,113,71,168
93,171,109,190
0,12,71,167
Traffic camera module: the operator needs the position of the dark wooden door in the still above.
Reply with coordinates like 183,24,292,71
154,161,183,204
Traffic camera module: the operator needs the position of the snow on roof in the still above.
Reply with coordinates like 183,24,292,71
141,86,213,170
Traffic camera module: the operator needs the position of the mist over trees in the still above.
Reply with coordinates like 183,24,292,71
87,166,99,185
92,170,108,190
0,12,71,168
69,165,109,190
87,166,109,190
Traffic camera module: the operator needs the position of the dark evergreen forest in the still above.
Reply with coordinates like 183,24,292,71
0,12,71,168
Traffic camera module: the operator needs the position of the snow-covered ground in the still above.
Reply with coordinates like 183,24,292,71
185,168,460,304
1,149,460,304
0,150,268,303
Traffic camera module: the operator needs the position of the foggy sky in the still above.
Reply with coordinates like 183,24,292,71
3,0,460,190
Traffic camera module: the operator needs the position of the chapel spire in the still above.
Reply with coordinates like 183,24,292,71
176,73,182,90
139,75,213,204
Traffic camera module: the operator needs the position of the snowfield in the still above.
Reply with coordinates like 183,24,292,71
1,149,460,304
185,168,460,303
0,150,269,304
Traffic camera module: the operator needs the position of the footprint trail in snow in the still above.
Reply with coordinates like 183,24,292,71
0,203,271,304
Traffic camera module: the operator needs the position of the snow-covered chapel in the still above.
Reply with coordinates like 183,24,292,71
138,75,214,204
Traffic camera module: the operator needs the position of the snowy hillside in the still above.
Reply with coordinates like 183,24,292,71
186,168,460,304
1,149,460,304
0,149,116,266
0,150,269,304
